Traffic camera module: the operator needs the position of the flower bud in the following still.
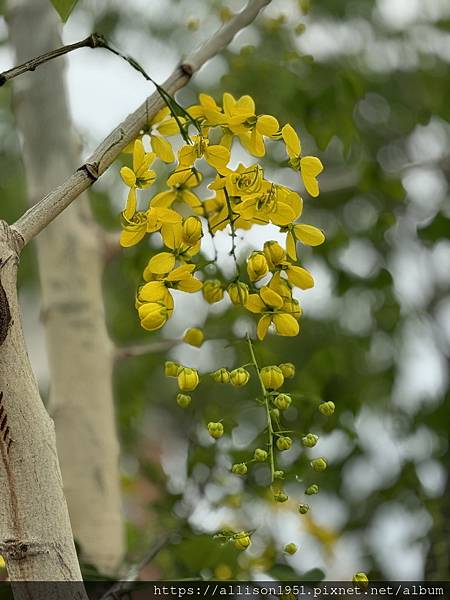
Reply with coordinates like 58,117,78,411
270,408,280,421
230,367,250,387
305,484,319,496
234,532,251,550
176,393,191,408
263,240,286,269
319,401,335,416
208,422,224,439
273,490,288,503
231,463,248,475
202,279,224,304
274,393,292,411
182,216,203,245
247,251,269,282
274,470,285,480
183,327,204,347
279,362,295,378
284,543,298,555
310,457,328,472
177,367,200,392
352,573,369,587
227,281,249,305
260,365,284,390
276,436,292,451
254,448,268,462
302,433,319,448
297,503,310,515
212,368,230,384
138,301,169,331
165,360,181,377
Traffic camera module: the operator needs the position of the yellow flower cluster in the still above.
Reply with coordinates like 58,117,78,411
118,93,324,337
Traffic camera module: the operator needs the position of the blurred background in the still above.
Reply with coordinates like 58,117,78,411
0,0,449,583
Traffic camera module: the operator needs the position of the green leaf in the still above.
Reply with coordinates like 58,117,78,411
49,0,79,22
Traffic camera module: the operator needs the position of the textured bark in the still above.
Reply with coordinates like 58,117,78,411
7,0,124,574
0,222,86,593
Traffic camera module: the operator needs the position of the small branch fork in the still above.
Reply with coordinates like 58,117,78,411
0,0,272,251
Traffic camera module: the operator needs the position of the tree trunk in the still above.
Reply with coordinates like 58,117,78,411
7,0,124,575
0,222,86,593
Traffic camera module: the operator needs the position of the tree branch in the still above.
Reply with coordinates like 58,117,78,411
10,0,272,249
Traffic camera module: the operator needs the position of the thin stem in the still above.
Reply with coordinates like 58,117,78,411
246,334,275,485
223,188,240,276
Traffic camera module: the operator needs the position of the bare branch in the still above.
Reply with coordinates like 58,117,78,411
115,340,180,361
11,0,272,249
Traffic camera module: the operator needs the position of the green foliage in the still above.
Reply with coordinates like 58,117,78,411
48,0,78,22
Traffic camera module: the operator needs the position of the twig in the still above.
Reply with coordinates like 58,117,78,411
9,0,273,249
115,340,179,360
99,533,176,600
0,33,105,86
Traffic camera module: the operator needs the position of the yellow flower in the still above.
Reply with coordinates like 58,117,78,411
183,327,204,347
165,361,181,377
245,285,300,340
230,367,250,387
178,367,200,392
209,164,264,197
247,251,269,282
281,124,323,197
151,168,203,215
202,279,224,304
145,222,201,275
263,240,286,270
138,301,170,331
212,368,230,384
260,365,284,390
140,264,202,299
233,532,251,550
179,135,230,175
279,362,295,378
120,139,156,189
182,216,203,245
235,182,302,226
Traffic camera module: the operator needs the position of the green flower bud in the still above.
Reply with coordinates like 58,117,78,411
254,448,268,462
270,408,280,421
227,281,249,305
276,436,293,451
274,393,292,411
260,365,284,390
273,490,289,503
211,368,230,384
297,503,310,515
310,457,328,472
165,361,181,377
230,367,250,387
305,484,319,495
176,393,191,408
279,362,295,378
284,543,298,555
274,470,285,480
319,401,335,416
231,463,248,476
352,573,369,587
208,422,224,439
302,433,319,448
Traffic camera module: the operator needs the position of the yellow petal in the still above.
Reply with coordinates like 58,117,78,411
236,94,255,115
260,286,284,309
245,294,266,314
161,222,183,250
205,145,230,174
256,115,279,136
147,252,176,275
153,207,182,224
282,124,301,158
178,145,197,167
286,231,297,261
151,135,175,163
223,92,237,116
273,313,300,336
294,224,325,246
270,203,296,226
176,276,203,293
123,188,137,220
300,156,323,198
133,139,146,172
286,265,314,289
120,227,146,248
257,315,272,340
158,117,182,136
181,190,203,214
150,190,175,208
120,166,136,187
138,281,167,302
